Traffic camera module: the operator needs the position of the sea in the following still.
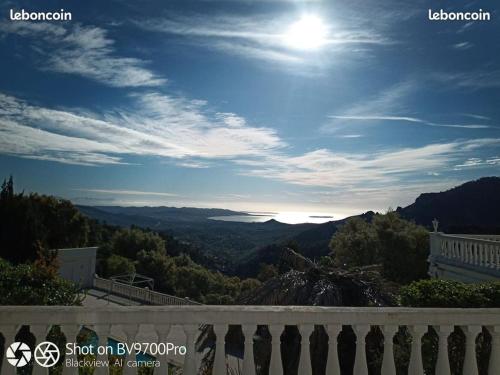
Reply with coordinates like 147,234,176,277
209,211,335,224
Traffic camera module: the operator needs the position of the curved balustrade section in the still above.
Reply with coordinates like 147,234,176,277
1,306,500,375
429,232,500,282
93,277,201,306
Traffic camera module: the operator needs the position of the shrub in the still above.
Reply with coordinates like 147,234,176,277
399,279,500,308
0,257,81,306
399,279,500,375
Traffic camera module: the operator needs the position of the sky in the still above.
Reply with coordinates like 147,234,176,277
0,0,499,219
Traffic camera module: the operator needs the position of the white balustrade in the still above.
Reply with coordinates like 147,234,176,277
462,325,481,375
408,325,426,375
381,325,398,375
241,324,256,375
212,324,227,375
122,324,139,375
61,324,81,375
268,324,283,375
1,306,500,375
326,325,341,375
429,233,500,281
435,325,453,375
93,276,201,306
489,326,500,374
353,324,370,375
297,324,314,374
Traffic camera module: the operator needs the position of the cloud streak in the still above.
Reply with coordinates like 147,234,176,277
0,92,284,165
323,81,494,132
0,22,166,87
136,12,389,65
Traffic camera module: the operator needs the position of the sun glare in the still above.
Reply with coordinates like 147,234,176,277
284,15,328,50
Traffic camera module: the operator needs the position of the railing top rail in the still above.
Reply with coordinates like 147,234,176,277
435,233,500,244
1,306,500,326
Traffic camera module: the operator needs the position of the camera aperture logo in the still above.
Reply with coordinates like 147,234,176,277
34,342,61,368
6,342,32,367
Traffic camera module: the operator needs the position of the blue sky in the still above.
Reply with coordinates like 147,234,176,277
0,0,499,218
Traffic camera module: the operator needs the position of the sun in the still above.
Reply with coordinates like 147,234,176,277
284,15,328,50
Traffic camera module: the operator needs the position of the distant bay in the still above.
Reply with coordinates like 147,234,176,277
210,212,334,224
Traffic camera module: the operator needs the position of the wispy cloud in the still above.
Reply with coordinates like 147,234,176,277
454,156,500,169
338,134,363,138
0,92,284,165
0,22,165,87
452,42,473,50
237,138,500,188
136,13,389,66
323,81,494,131
328,115,492,129
433,70,500,90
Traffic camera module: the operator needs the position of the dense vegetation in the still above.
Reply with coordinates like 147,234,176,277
400,278,500,308
329,211,429,283
0,256,81,306
397,279,500,375
0,177,260,305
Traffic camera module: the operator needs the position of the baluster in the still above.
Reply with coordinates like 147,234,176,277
61,324,81,375
155,324,171,375
213,324,227,375
241,324,256,375
462,326,481,375
268,325,283,375
488,326,500,374
31,324,49,375
93,324,111,375
435,326,453,375
326,325,341,375
298,324,314,375
408,325,426,375
496,246,500,270
353,325,370,375
183,324,199,375
479,244,484,267
0,325,20,375
381,325,397,375
122,324,139,375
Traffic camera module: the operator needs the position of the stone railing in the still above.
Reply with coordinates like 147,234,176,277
93,277,200,306
429,232,500,282
1,306,500,375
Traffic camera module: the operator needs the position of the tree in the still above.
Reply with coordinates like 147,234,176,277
136,250,176,293
0,177,90,263
373,211,429,283
257,263,278,282
240,278,262,296
110,228,165,259
329,217,380,267
0,176,14,200
106,254,136,277
0,257,81,305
